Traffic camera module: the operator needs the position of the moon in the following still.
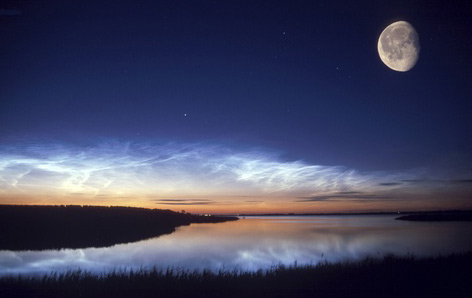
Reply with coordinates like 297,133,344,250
378,21,420,72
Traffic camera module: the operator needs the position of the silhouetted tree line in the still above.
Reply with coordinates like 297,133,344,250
0,205,237,250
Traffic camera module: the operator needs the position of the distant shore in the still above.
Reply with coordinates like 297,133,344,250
0,205,237,250
229,210,472,217
1,253,470,298
396,211,472,222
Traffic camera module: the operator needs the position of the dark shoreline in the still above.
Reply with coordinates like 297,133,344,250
0,205,237,251
396,212,472,222
1,253,471,298
230,209,472,217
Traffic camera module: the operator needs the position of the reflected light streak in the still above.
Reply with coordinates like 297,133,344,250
1,216,472,275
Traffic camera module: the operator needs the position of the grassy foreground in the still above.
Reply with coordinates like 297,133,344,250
1,253,471,298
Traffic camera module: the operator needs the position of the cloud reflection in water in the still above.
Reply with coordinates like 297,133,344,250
1,215,472,275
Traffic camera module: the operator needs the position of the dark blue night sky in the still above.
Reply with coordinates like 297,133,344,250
0,0,471,213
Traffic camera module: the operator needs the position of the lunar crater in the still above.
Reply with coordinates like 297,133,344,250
378,21,419,72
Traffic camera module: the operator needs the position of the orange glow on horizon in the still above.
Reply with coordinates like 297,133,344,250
1,193,471,215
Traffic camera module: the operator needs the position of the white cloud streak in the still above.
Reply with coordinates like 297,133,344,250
0,140,463,205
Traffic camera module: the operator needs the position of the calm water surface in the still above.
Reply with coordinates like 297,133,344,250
1,215,472,275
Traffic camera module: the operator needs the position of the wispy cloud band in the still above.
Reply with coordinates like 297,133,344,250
0,140,470,208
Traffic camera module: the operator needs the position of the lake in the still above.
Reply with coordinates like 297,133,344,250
1,215,471,276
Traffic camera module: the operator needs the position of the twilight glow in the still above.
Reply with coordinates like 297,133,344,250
1,1,471,214
1,140,470,213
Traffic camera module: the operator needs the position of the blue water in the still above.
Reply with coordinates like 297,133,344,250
1,215,471,276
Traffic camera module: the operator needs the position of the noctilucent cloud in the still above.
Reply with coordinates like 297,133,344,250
0,0,471,213
1,141,471,213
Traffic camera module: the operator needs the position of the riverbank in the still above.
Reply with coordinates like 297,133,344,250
396,211,472,221
1,253,470,298
0,205,237,250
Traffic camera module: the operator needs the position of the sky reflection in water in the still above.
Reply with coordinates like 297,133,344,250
1,215,472,275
